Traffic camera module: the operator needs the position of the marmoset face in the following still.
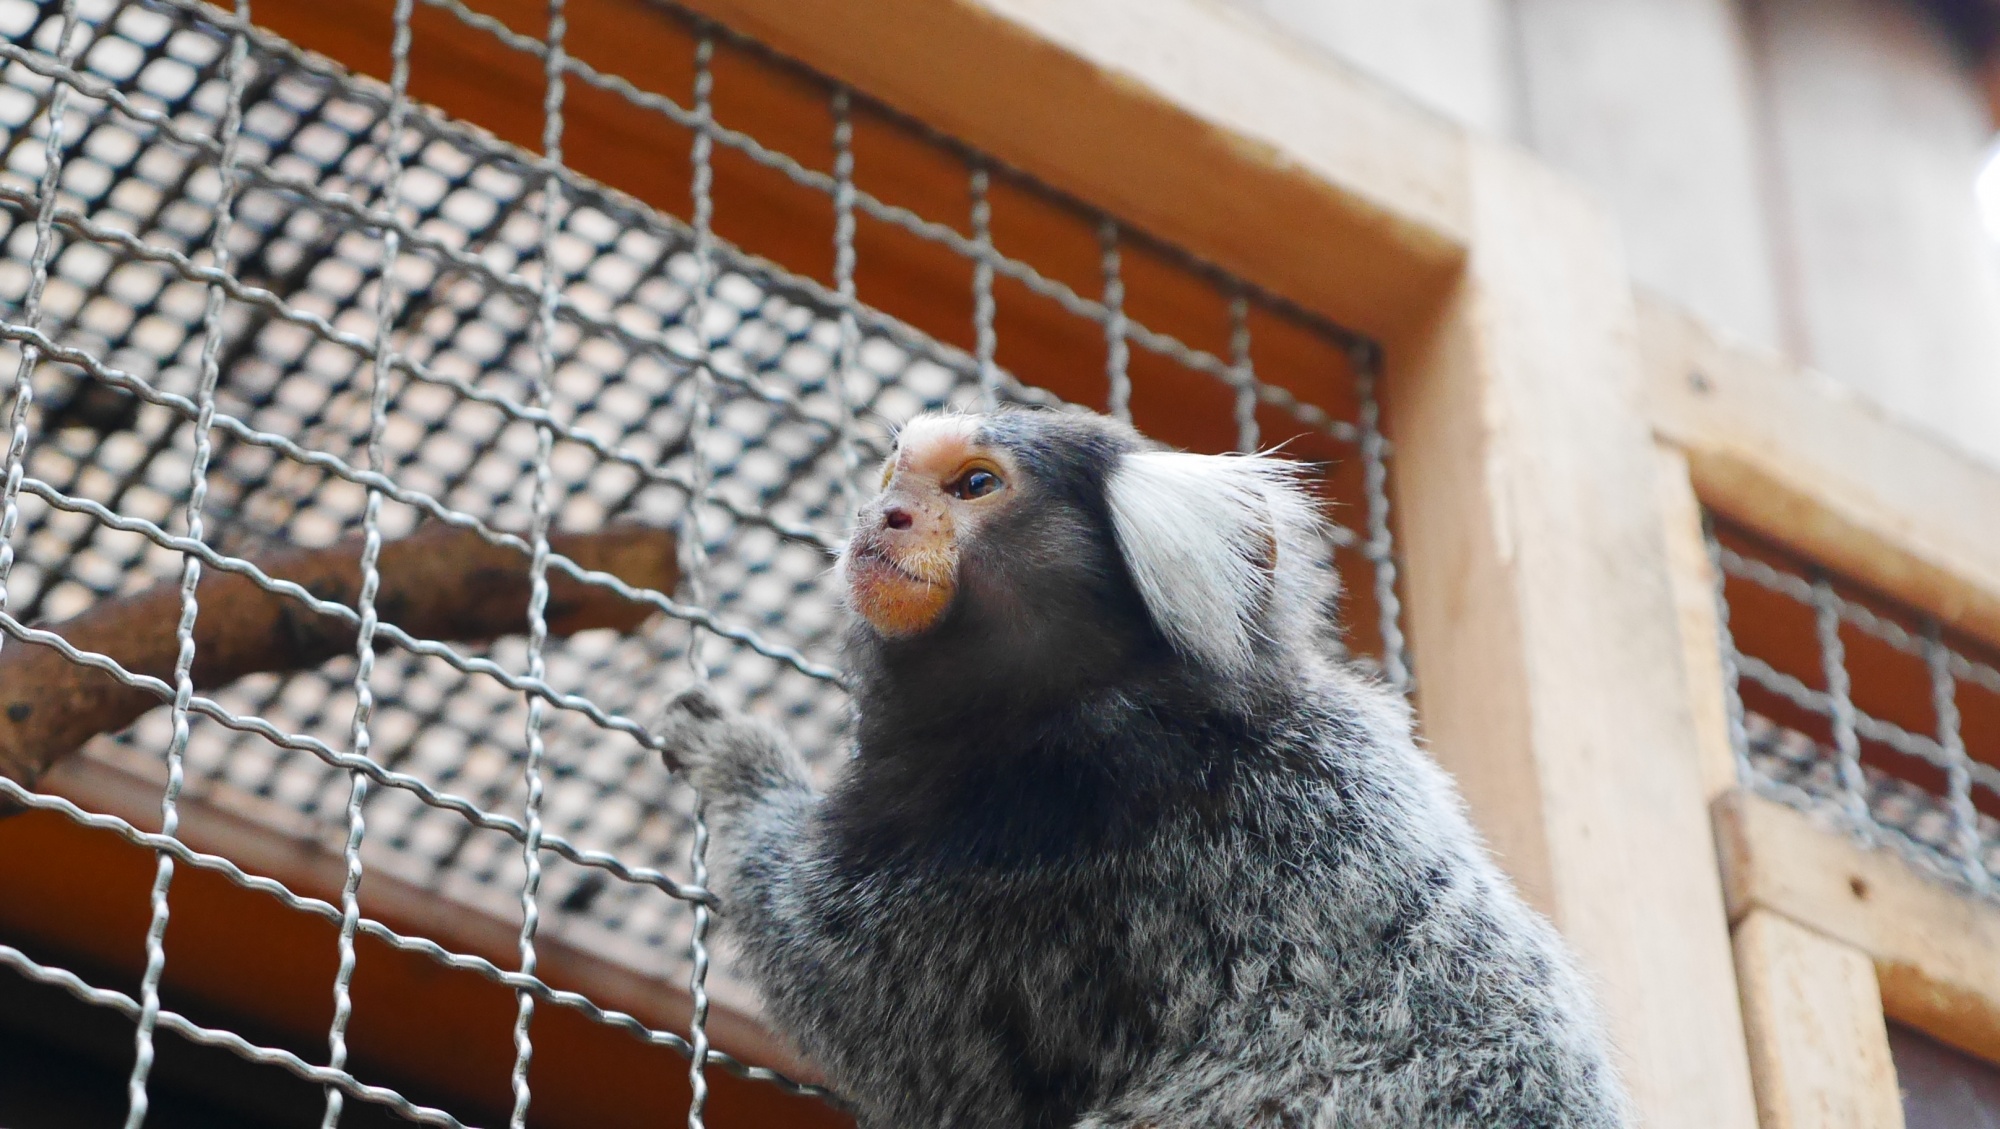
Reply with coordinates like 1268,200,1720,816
841,415,1021,637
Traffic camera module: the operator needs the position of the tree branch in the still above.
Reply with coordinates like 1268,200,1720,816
0,522,679,794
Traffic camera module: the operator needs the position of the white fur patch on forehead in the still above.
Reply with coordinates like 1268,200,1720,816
1106,450,1324,675
891,413,981,465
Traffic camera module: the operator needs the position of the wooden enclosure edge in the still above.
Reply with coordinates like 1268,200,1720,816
1382,139,1758,1128
671,0,1473,340
1731,906,1906,1129
1716,789,2000,1069
1640,295,2000,658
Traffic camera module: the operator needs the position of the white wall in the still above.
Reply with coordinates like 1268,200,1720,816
1226,0,1786,352
1226,0,2000,468
1749,0,2000,467
1512,0,1787,354
1226,0,1517,136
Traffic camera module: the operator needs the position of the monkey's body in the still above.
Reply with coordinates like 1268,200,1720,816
665,410,1628,1128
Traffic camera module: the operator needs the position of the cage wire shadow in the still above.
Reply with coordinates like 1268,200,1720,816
1707,514,2000,903
0,0,1405,1123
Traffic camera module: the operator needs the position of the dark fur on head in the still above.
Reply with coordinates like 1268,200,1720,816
837,411,1337,877
661,408,1631,1128
849,410,1164,725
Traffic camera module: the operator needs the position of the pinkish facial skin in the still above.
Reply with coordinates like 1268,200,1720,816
841,415,1019,638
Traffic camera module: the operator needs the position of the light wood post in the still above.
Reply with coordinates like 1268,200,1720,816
1639,297,2000,655
1387,138,1760,1128
1734,908,1905,1129
1652,440,1742,804
1717,792,2000,1066
1648,301,2000,1080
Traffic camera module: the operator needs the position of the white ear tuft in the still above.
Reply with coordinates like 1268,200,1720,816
1105,451,1321,675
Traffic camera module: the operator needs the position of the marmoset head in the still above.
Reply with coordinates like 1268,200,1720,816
839,409,1336,701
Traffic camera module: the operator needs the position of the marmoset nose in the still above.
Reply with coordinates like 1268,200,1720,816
883,507,914,531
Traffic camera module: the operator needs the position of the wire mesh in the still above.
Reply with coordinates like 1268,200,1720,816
1708,514,2000,898
0,0,1402,1122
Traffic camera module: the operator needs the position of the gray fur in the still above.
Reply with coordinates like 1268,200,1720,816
661,410,1631,1128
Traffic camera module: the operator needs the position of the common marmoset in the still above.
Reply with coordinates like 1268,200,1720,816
661,409,1630,1128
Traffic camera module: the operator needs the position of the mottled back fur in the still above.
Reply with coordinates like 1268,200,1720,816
661,409,1631,1128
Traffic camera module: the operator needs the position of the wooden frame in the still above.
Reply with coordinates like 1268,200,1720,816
1718,792,2000,1067
1641,297,2000,655
7,1,1779,1126
1732,904,1905,1129
1643,292,2000,1122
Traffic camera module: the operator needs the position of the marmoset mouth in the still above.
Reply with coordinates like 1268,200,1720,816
842,543,955,636
844,543,937,587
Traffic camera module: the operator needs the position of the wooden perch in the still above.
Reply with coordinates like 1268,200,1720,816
0,523,678,794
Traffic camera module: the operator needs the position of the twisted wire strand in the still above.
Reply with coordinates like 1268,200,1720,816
685,726,717,1128
506,2,571,1122
126,9,252,1124
1228,290,1258,453
0,0,83,664
970,162,999,413
829,89,864,517
1354,348,1408,694
1703,517,1757,787
1925,622,1986,888
1815,575,1880,839
681,37,720,687
681,33,720,1128
1098,218,1131,423
322,0,417,1120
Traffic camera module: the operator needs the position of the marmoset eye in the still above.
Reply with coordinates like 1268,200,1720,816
951,468,1002,499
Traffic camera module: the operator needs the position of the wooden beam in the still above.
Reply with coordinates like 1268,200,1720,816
674,0,1472,339
1733,908,1905,1129
1652,441,1743,804
1716,789,2000,1066
1640,296,2000,655
1386,138,1759,1129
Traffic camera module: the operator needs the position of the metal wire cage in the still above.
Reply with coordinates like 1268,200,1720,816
1709,515,2000,901
0,0,1403,1124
